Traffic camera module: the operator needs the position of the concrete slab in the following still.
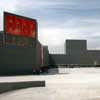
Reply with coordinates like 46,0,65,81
0,81,45,94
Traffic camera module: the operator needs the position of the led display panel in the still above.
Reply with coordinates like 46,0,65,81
4,12,37,38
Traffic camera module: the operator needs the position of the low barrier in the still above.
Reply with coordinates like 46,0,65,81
0,81,45,94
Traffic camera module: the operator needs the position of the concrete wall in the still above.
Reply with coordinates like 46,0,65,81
0,47,37,75
49,54,70,65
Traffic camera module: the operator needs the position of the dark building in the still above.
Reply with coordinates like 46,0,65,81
49,39,100,67
65,40,87,55
0,31,49,75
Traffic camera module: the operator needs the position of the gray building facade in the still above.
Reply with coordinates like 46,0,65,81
65,40,87,55
49,39,100,66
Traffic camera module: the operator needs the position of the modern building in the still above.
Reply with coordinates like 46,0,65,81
49,40,100,67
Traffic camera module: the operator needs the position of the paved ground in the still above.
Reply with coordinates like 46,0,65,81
0,68,100,100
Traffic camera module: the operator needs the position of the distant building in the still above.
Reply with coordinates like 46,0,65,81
49,39,100,66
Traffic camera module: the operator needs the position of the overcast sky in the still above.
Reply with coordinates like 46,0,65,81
0,0,100,53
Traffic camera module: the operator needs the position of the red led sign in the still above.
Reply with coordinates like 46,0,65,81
4,12,37,38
